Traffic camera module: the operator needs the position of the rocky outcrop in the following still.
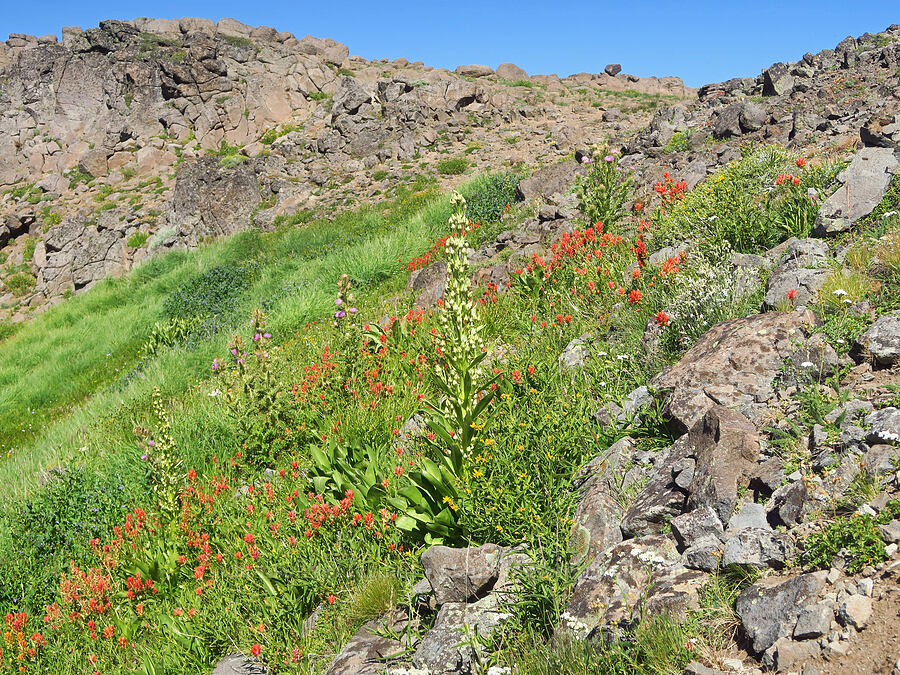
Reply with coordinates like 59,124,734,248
562,535,707,641
853,312,900,367
651,309,819,433
1,17,695,319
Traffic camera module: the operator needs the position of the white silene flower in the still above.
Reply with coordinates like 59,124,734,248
208,389,222,397
487,668,512,675
832,289,848,296
800,361,815,369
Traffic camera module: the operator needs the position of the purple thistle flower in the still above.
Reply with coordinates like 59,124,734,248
231,348,238,356
348,307,357,314
335,310,346,319
263,333,271,339
581,156,593,164
141,454,148,461
604,155,615,162
148,440,155,447
335,298,343,305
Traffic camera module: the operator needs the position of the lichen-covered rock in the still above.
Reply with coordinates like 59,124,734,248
562,535,706,640
652,309,818,433
670,506,724,550
865,407,900,445
324,609,411,675
687,406,760,525
736,572,827,654
421,543,503,605
166,157,261,247
212,655,267,675
722,527,795,569
620,436,692,538
411,597,508,674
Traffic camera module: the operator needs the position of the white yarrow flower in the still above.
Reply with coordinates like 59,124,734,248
832,288,848,296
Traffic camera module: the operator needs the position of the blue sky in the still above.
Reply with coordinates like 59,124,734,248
2,1,898,87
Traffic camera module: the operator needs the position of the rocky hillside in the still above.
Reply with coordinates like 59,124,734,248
0,17,691,321
2,17,900,675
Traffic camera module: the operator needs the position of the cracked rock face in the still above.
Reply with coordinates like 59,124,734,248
813,147,900,236
651,309,818,433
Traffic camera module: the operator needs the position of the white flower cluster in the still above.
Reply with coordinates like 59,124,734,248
663,243,759,350
560,611,590,641
486,667,512,675
438,192,484,383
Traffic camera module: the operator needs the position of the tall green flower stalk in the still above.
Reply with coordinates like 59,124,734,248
142,388,182,521
426,192,500,473
574,144,635,230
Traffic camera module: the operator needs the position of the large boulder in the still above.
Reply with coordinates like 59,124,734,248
762,62,794,96
712,101,767,139
496,63,528,80
853,312,900,367
814,147,900,236
421,543,504,605
455,64,494,78
324,608,410,675
651,309,819,433
687,406,760,524
569,440,629,563
762,237,831,309
516,161,583,205
736,573,827,654
408,261,447,308
860,113,900,150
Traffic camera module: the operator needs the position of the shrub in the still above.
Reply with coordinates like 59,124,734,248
308,91,331,102
465,172,520,224
436,157,469,176
664,130,693,153
802,513,888,573
223,34,253,48
3,269,35,297
147,225,176,250
22,237,37,262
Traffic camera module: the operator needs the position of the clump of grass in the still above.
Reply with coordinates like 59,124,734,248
348,574,401,624
126,232,150,248
436,157,469,176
